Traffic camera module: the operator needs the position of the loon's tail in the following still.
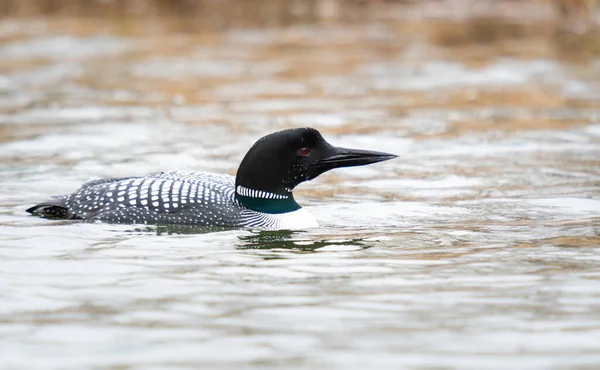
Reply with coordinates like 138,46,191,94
26,196,76,219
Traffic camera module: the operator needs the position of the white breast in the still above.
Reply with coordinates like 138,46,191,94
269,208,319,230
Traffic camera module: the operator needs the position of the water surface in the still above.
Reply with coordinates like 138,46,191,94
1,10,600,369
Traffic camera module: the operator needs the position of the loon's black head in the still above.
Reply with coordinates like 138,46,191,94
235,127,397,213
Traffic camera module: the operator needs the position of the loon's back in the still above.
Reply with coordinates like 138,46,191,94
28,171,246,226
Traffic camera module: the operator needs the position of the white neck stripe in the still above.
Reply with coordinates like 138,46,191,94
236,185,288,200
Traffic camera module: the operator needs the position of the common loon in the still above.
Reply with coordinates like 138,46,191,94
27,128,396,229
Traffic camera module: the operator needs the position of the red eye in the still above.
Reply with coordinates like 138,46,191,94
299,147,310,156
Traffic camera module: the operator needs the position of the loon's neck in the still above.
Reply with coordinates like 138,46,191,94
235,185,300,214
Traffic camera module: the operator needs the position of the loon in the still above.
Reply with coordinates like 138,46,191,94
27,127,396,229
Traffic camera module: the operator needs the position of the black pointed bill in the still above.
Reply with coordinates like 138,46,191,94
309,146,397,177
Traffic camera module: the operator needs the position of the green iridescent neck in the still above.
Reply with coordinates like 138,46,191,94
235,192,300,214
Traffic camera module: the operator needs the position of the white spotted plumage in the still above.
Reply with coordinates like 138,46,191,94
58,171,317,229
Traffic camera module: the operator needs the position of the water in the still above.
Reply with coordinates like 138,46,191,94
1,11,600,369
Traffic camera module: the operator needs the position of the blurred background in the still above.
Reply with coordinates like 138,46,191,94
2,1,600,370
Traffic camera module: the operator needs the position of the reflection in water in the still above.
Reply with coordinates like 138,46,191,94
155,224,233,236
237,229,370,252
